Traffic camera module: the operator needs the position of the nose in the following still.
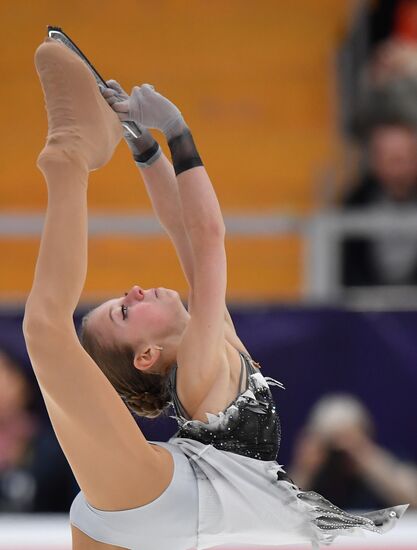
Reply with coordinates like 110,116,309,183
125,285,144,302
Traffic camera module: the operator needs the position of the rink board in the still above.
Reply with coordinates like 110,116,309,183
0,513,416,549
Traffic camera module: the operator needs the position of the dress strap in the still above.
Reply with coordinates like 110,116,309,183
237,352,246,392
169,364,192,420
240,352,286,390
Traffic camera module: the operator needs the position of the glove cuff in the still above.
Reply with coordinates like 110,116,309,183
133,142,162,168
124,125,162,168
168,128,203,175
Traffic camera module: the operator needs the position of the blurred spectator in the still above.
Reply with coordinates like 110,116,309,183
364,1,417,88
287,393,417,510
369,38,417,85
339,2,417,286
0,349,78,512
354,0,417,135
341,120,417,286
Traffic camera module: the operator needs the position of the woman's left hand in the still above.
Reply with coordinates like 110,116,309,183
99,80,130,121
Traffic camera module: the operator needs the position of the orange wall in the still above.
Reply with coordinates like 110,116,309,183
0,0,351,304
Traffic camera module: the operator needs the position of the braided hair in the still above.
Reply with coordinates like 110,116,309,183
79,311,173,419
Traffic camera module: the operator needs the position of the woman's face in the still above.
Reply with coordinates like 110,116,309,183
88,284,189,349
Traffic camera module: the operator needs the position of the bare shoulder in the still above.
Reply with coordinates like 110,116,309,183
174,318,250,422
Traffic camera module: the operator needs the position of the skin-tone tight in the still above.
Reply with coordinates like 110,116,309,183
23,39,176,520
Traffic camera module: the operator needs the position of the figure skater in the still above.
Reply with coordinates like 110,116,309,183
23,37,408,550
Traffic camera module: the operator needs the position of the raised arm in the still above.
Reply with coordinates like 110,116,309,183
169,156,229,394
102,82,236,396
101,81,248,354
133,150,196,290
135,147,249,356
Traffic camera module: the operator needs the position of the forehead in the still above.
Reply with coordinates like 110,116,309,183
83,300,117,348
90,298,119,331
92,297,111,314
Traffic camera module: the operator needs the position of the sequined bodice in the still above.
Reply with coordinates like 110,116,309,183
167,351,285,461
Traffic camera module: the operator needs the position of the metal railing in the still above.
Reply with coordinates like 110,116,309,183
305,209,417,307
3,209,417,308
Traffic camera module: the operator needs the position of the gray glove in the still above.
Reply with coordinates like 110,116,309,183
100,80,161,168
102,81,186,140
101,80,201,176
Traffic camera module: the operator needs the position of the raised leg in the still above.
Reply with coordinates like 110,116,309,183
26,38,123,317
23,40,173,511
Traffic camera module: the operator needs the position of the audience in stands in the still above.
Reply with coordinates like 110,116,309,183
0,349,78,512
340,120,417,286
354,0,417,135
287,393,417,509
338,1,417,287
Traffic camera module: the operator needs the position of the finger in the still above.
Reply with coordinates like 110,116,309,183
130,85,142,96
106,79,122,90
100,90,117,103
112,99,129,113
101,90,118,101
141,83,155,93
141,83,164,101
106,79,126,96
106,95,121,106
130,85,144,104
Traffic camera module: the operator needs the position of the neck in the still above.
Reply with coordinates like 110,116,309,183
155,314,189,375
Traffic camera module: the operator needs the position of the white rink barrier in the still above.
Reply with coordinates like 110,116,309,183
0,512,417,549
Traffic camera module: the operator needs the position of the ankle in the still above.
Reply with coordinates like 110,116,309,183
37,143,89,178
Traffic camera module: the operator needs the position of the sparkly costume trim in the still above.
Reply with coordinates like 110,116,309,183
168,365,409,548
271,464,409,547
169,370,285,428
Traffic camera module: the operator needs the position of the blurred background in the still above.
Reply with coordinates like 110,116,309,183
1,0,417,548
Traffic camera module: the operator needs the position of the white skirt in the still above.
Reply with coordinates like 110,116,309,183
162,437,409,550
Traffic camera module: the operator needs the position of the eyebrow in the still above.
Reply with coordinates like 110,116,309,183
108,305,115,324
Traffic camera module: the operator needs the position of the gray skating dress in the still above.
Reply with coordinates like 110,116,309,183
166,350,409,550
